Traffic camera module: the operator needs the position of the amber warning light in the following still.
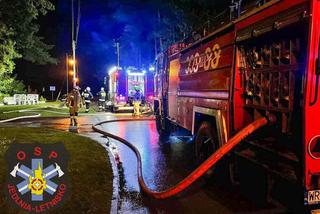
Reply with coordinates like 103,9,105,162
308,135,320,159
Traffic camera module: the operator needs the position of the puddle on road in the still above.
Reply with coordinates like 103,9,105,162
112,132,207,214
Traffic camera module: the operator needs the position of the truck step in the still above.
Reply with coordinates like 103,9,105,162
244,138,299,164
235,137,301,184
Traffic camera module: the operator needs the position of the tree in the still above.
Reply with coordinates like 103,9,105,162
0,0,56,96
0,24,20,75
151,0,231,50
0,0,57,64
0,23,24,97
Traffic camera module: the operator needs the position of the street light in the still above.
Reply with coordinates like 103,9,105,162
67,57,77,88
66,55,77,93
66,54,69,94
68,59,76,65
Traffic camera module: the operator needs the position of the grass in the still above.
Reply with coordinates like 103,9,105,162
0,102,97,120
0,112,35,120
0,127,113,213
0,104,45,120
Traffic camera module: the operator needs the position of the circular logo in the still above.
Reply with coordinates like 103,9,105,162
5,143,70,213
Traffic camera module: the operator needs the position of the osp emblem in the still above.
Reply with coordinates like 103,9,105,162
4,143,70,213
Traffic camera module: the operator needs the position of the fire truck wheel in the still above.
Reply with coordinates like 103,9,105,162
195,121,234,183
195,121,218,166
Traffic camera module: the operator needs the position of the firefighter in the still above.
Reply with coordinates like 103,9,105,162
133,89,142,116
82,87,93,113
97,87,107,111
66,86,82,126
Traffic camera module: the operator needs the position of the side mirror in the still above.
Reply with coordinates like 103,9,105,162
310,38,320,106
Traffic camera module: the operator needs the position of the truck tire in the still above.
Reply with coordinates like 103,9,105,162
195,121,218,165
195,121,234,184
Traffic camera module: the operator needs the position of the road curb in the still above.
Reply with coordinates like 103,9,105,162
101,142,119,214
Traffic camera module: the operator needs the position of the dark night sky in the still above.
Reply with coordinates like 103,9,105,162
15,0,158,96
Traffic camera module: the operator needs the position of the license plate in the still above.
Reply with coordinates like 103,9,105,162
306,190,320,205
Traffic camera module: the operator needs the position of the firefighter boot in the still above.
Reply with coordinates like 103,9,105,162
74,117,78,126
85,102,90,113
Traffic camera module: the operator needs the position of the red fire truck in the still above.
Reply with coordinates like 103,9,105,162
154,0,320,210
108,66,154,112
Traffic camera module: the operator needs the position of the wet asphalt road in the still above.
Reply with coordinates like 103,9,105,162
2,114,286,214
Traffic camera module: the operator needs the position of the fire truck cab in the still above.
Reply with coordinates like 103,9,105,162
154,0,320,210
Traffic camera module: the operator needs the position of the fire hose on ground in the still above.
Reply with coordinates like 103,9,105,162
92,117,269,199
